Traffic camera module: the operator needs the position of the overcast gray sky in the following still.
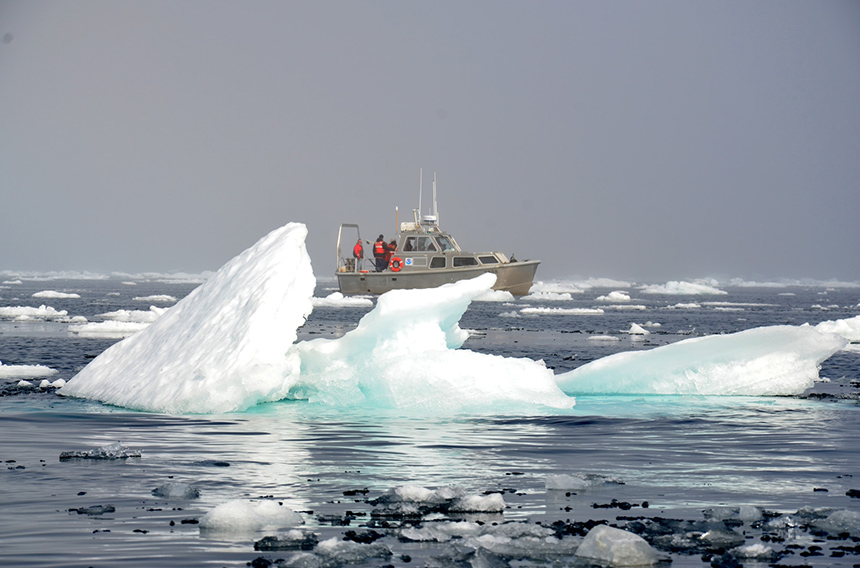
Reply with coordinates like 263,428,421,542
2,1,859,282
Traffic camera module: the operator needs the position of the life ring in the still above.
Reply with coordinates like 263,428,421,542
389,257,403,272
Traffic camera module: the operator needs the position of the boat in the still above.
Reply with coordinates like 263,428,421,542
335,172,540,295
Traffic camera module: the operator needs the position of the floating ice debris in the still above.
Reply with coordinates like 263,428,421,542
812,509,860,534
640,280,727,295
17,380,33,387
199,499,304,532
627,323,650,335
473,289,515,302
597,291,631,302
530,280,589,294
0,360,58,378
498,310,520,318
606,304,647,311
0,305,68,320
588,335,621,342
38,378,66,388
133,294,177,303
670,302,701,309
97,306,167,323
400,520,485,542
815,314,860,344
704,505,763,522
32,290,81,299
730,543,777,560
520,307,605,316
151,482,200,499
546,472,625,490
557,323,848,396
575,525,658,566
61,223,316,413
59,441,141,460
522,291,574,301
311,292,373,307
296,273,574,411
69,321,150,338
371,485,505,516
254,530,319,551
284,537,391,565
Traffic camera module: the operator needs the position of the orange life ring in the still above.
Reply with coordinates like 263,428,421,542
389,257,403,272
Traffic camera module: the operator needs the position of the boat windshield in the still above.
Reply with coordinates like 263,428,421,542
435,235,457,252
402,236,437,252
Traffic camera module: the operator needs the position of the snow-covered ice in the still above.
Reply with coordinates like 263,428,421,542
557,324,848,396
32,290,81,299
311,292,373,307
58,221,859,415
0,360,58,378
640,280,727,295
597,291,631,302
60,223,316,413
199,499,304,532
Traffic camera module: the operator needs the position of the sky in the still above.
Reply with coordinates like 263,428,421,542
2,1,859,282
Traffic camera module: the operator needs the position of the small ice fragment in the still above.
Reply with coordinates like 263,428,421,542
72,504,116,515
59,441,142,460
627,323,650,335
813,509,860,534
576,525,658,566
730,543,776,559
199,499,304,532
546,472,624,491
254,530,319,551
152,482,200,499
17,380,33,388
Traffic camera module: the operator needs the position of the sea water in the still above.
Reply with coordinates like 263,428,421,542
1,275,859,567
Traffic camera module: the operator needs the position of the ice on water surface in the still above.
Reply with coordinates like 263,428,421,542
60,221,857,414
557,324,848,396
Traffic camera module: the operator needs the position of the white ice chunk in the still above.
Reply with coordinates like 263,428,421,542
815,314,860,343
640,280,727,295
522,291,573,301
627,323,650,335
0,360,58,378
151,482,200,499
731,543,776,559
0,305,68,320
32,290,81,299
97,306,167,323
474,289,515,302
557,323,848,396
521,307,605,316
296,274,574,411
546,472,624,491
60,223,315,413
199,499,303,532
597,291,631,302
69,321,151,338
133,294,177,303
311,292,373,307
576,525,658,566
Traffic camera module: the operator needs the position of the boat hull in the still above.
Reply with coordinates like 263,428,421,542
337,260,540,296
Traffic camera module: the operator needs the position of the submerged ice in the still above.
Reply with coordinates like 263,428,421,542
60,222,858,414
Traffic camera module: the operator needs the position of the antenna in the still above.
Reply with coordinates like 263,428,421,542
418,167,423,216
433,171,438,226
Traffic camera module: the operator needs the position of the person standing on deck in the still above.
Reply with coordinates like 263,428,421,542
373,235,387,272
384,238,397,266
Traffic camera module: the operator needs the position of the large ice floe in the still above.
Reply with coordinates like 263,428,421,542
61,222,858,414
556,323,850,396
60,223,572,413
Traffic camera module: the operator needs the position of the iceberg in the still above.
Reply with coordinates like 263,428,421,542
556,324,848,396
61,223,573,414
60,223,316,413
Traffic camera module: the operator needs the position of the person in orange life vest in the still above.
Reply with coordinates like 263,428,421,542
353,239,363,259
373,235,387,272
384,238,397,266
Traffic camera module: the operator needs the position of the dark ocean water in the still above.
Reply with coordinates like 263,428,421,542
1,277,859,567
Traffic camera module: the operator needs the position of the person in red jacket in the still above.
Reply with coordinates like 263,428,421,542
373,235,387,272
384,238,397,266
353,239,363,259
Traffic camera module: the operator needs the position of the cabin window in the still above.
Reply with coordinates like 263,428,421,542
453,256,479,267
479,255,499,265
435,236,456,252
408,256,428,267
402,236,437,252
429,256,446,269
